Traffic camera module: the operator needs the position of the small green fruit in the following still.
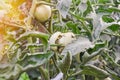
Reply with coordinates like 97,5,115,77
34,4,51,22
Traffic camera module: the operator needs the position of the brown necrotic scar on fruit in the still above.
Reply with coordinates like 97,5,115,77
34,4,51,22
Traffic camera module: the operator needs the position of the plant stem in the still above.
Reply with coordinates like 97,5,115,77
48,10,53,33
69,70,82,77
27,37,35,53
78,19,92,34
39,66,50,80
81,48,106,65
52,56,61,73
102,31,120,37
69,11,92,35
26,0,37,53
93,3,115,6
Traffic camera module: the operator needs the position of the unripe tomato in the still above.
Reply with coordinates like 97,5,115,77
104,77,112,80
49,32,76,52
58,32,76,46
49,32,62,51
34,4,51,22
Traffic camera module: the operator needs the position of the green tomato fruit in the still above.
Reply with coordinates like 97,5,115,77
104,77,112,80
59,32,76,46
34,4,51,22
49,32,62,51
49,32,76,52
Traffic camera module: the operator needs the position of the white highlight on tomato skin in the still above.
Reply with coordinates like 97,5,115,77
34,4,51,22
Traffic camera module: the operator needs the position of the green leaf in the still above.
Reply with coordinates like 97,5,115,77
0,64,22,80
17,52,54,70
18,72,30,80
114,45,120,63
81,64,109,79
57,0,72,18
7,31,49,52
61,37,94,56
39,67,50,80
87,12,103,39
107,24,120,32
83,0,93,17
26,43,43,48
98,7,120,13
66,21,80,34
59,52,72,75
16,31,49,47
107,7,120,13
17,31,49,41
78,0,87,14
102,15,114,23
105,67,120,80
82,48,106,65
88,12,118,39
98,0,111,3
0,78,5,80
88,42,107,54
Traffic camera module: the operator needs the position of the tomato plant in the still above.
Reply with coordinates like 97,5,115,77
0,0,120,80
